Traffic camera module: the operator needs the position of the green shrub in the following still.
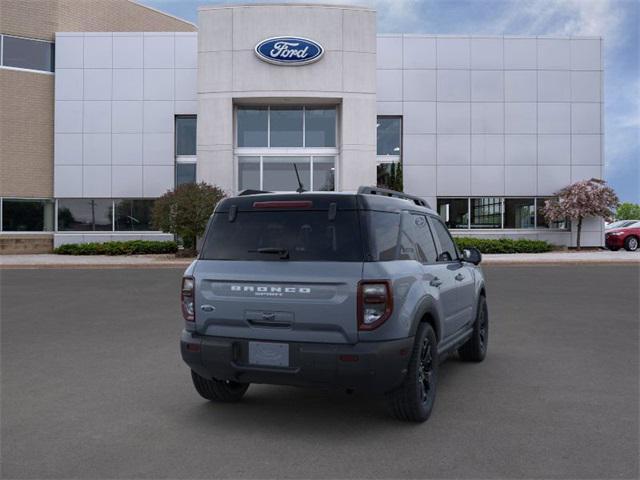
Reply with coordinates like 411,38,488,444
453,237,553,254
54,240,178,256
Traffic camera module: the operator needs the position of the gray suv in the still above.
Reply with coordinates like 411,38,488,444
180,187,488,422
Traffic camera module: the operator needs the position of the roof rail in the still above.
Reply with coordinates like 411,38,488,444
357,186,431,208
238,189,272,196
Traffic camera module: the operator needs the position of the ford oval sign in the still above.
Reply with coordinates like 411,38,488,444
255,37,324,66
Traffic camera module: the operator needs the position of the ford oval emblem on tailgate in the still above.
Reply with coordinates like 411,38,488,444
255,36,324,66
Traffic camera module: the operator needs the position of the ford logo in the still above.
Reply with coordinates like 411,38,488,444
255,36,324,66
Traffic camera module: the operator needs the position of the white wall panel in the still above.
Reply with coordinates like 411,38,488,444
571,165,602,183
505,71,536,101
471,165,504,195
470,38,503,69
504,38,536,69
55,134,83,165
403,165,436,196
112,69,143,100
538,70,570,101
84,35,112,69
571,135,601,165
471,135,504,165
112,165,143,197
571,103,601,134
113,35,143,68
143,166,174,197
402,36,436,69
437,135,470,164
143,101,174,133
505,165,537,195
175,34,198,68
112,134,143,165
377,36,403,69
436,38,470,69
571,39,601,70
175,69,198,101
537,39,570,69
571,71,601,102
403,102,436,134
403,134,436,165
55,35,84,68
471,103,503,134
143,35,174,68
143,133,174,165
55,165,83,197
83,101,111,133
376,70,403,101
112,101,143,133
505,135,536,165
538,135,570,165
437,166,470,195
505,103,536,134
437,103,470,134
83,165,111,197
55,101,83,133
56,69,83,100
83,69,112,101
437,70,470,101
538,165,570,195
144,69,174,100
471,71,503,101
403,70,436,101
83,133,111,165
538,103,570,134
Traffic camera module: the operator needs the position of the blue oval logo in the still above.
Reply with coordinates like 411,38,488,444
255,37,324,66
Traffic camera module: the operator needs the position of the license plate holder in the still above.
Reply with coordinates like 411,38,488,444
248,341,289,367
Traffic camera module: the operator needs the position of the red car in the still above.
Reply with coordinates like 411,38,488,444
605,221,640,251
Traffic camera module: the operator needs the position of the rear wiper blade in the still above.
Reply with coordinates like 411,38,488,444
249,247,290,259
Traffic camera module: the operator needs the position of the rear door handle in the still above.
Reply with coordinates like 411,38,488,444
430,277,442,287
455,273,465,281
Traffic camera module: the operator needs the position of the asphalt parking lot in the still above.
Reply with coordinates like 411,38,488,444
1,265,638,479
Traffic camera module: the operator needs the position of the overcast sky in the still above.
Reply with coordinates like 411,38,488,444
141,0,639,203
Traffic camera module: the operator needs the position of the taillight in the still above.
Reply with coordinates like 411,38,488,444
181,276,195,322
357,280,393,330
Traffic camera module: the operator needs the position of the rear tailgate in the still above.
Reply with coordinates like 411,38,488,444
194,260,362,344
194,195,364,344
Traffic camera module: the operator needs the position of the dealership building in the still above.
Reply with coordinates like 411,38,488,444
0,1,604,252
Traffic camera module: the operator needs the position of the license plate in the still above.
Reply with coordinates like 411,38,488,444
248,341,289,367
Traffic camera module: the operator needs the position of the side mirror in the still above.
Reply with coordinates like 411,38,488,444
462,247,482,265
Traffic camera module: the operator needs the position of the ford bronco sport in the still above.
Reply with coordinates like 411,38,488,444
180,187,488,422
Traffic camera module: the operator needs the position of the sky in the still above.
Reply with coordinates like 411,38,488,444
141,0,639,203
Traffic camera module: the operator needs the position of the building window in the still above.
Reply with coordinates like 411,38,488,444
1,35,54,73
175,116,196,186
471,197,502,229
236,106,337,148
435,197,569,230
1,198,54,231
437,198,469,229
504,198,535,229
536,198,569,229
376,117,402,191
235,106,337,192
238,156,335,192
114,199,155,231
57,199,112,231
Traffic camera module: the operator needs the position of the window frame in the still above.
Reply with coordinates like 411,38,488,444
376,116,403,190
235,105,339,193
0,34,55,75
175,115,197,186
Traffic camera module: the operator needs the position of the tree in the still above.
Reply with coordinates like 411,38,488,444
543,178,619,250
616,202,640,220
152,182,226,252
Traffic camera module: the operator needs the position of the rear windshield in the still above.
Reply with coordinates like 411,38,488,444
201,210,363,261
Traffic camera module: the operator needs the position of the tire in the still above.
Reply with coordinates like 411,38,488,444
458,295,488,362
624,236,639,252
190,370,249,402
386,323,438,423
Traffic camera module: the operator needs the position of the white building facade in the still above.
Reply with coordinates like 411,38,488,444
51,3,604,247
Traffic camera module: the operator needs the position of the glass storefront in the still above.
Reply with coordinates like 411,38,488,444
57,199,112,231
1,199,54,231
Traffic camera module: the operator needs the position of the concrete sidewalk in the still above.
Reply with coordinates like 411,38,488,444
1,250,639,268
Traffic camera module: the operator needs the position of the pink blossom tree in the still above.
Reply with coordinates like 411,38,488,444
543,178,619,250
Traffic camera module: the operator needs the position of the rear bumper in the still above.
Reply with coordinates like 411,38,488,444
181,331,414,394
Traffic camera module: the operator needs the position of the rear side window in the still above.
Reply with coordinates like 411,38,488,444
201,210,363,261
362,211,401,261
429,217,459,262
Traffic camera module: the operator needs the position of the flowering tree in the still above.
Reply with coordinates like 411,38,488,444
152,182,226,253
543,178,619,250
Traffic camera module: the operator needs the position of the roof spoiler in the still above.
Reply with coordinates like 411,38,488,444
238,189,272,196
357,186,431,209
